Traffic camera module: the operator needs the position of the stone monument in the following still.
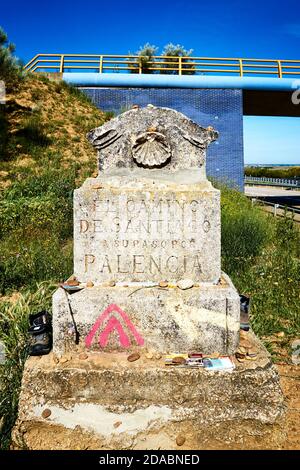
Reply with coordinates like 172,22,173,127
13,105,284,450
53,104,240,355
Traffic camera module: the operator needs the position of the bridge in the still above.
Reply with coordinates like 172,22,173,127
25,54,300,190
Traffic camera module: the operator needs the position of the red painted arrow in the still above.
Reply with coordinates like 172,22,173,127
85,303,144,349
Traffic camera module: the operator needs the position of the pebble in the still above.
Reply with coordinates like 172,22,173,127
176,434,186,446
277,331,285,338
67,279,79,286
177,279,194,290
239,339,252,349
127,352,140,362
52,355,59,364
113,421,122,428
42,409,51,419
159,281,168,288
109,280,116,287
235,351,246,359
79,353,88,360
154,352,162,360
145,352,154,359
86,280,94,288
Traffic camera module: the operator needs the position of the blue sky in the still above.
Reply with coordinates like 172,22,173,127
2,0,300,164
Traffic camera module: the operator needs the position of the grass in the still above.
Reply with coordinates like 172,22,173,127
219,184,300,341
0,282,56,449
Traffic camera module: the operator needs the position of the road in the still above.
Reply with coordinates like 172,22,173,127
245,185,300,209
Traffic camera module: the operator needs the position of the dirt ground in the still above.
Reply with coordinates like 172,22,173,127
276,364,300,450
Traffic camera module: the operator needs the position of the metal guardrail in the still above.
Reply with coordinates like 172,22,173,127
251,197,300,221
245,176,300,188
24,54,300,78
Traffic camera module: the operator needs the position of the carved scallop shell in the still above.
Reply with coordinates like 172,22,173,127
131,131,171,167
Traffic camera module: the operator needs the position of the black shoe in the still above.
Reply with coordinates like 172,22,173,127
28,311,52,356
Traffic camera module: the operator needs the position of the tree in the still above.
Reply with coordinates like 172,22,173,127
0,27,22,89
128,43,158,74
160,43,195,75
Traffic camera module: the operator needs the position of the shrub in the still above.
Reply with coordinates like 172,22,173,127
160,43,195,75
129,43,158,74
0,27,22,90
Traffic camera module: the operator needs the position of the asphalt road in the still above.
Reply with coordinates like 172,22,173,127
245,185,300,209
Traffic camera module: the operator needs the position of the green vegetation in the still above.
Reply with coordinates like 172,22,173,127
245,165,300,179
129,42,195,74
0,27,23,90
220,184,300,340
0,282,55,449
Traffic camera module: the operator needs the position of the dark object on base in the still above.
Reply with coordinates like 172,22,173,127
28,311,52,356
240,295,250,331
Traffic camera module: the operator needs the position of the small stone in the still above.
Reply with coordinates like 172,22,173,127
177,279,194,290
159,281,168,288
52,355,59,364
176,434,186,446
109,280,116,287
239,339,252,349
113,421,122,428
145,352,154,359
240,330,249,339
127,352,140,362
154,352,162,360
67,279,79,286
42,409,51,419
172,356,186,365
237,357,246,363
79,352,88,360
245,355,257,361
247,348,258,357
277,332,285,338
235,351,246,359
236,346,247,355
86,280,94,288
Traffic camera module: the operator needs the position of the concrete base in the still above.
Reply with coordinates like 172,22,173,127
53,273,240,355
13,332,285,450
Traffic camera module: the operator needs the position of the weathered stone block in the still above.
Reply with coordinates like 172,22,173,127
52,273,240,355
12,332,285,450
74,171,221,284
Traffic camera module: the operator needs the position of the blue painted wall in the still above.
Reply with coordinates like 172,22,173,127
82,88,244,190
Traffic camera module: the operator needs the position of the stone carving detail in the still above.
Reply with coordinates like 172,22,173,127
91,128,122,149
87,105,218,174
131,128,171,167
